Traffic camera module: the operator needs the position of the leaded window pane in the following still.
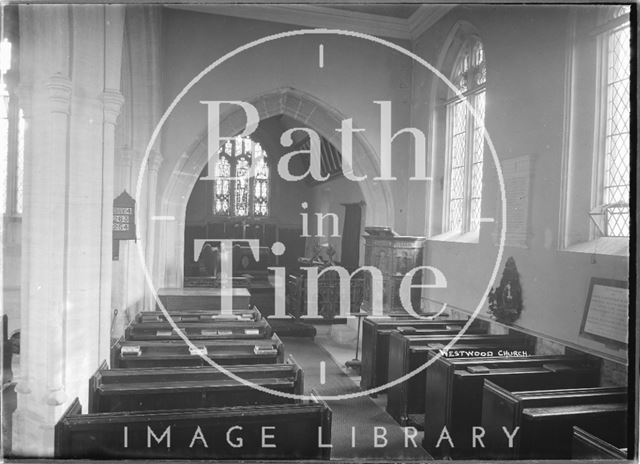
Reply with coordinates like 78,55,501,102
449,199,463,232
470,198,482,232
603,24,630,237
213,155,231,215
445,38,486,234
253,144,269,217
234,157,250,217
607,206,629,237
212,136,270,218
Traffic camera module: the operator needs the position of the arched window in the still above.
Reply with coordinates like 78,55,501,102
444,37,486,234
213,136,270,217
594,5,630,237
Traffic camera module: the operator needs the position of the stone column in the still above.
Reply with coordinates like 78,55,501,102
13,5,126,456
144,150,163,308
99,89,123,361
12,73,72,457
130,150,148,311
111,147,134,337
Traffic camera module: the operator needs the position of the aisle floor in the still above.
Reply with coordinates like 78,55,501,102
283,335,432,460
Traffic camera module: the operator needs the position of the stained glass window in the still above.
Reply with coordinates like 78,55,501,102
601,19,630,237
212,136,269,217
445,37,486,233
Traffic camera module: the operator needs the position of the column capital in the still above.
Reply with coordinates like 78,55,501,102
148,150,163,173
45,74,72,114
101,88,124,125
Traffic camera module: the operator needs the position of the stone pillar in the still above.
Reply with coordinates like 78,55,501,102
144,150,163,307
12,73,72,457
131,150,148,310
111,147,134,337
99,89,123,361
13,5,125,456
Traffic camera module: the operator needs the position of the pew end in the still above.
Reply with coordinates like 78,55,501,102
572,425,628,459
286,354,304,395
88,360,109,413
309,389,333,460
481,381,628,459
54,397,82,458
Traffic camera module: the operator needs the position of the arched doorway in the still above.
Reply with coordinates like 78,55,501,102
153,88,395,288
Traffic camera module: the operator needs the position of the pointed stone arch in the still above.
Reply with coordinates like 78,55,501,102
154,87,395,287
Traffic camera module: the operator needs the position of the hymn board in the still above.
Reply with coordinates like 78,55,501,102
112,190,136,259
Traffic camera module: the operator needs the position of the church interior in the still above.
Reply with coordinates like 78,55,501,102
0,2,635,460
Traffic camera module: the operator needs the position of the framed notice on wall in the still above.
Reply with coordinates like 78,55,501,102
113,190,136,241
579,278,628,349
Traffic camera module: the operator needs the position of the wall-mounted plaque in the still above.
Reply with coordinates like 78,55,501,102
492,154,535,248
579,278,628,349
113,190,136,241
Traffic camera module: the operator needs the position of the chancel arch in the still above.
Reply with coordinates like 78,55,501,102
153,87,395,289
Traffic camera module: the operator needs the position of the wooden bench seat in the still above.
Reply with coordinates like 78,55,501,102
157,287,251,311
124,318,272,341
135,307,261,323
360,318,486,390
386,333,533,427
111,334,284,368
422,354,601,458
481,381,627,459
89,357,303,413
55,394,332,459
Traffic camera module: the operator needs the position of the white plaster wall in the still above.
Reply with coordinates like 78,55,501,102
409,6,629,363
158,8,413,232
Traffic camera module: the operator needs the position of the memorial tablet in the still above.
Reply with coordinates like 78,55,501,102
580,278,628,348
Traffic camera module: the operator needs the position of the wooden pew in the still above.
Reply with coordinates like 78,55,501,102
55,393,332,459
111,334,284,368
125,318,272,341
481,382,627,459
422,354,601,458
136,307,261,322
184,276,251,288
572,425,628,460
360,318,486,390
520,403,626,460
89,357,303,413
386,333,534,427
157,287,251,311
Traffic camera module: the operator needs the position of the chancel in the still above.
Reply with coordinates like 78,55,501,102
0,2,635,461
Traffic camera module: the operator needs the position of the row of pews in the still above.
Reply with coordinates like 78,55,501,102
360,314,629,460
54,302,332,459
